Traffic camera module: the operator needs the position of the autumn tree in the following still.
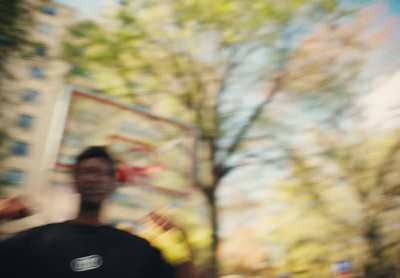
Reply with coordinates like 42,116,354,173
261,4,400,277
63,0,375,276
265,129,400,277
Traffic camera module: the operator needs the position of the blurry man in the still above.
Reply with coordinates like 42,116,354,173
0,146,196,277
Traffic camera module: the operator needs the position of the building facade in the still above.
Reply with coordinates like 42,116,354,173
1,0,75,232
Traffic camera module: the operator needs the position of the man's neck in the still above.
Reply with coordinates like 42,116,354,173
72,202,103,226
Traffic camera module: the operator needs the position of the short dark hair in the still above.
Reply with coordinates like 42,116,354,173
75,146,115,176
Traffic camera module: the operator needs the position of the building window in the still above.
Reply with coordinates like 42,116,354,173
70,64,93,78
41,5,57,15
37,24,53,35
11,141,29,156
35,45,47,56
30,67,44,78
22,90,39,102
18,114,34,129
6,169,25,185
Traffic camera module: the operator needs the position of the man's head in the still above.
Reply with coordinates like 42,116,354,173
74,146,116,205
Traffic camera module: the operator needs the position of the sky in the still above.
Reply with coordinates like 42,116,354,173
54,0,400,20
386,0,400,15
53,0,114,19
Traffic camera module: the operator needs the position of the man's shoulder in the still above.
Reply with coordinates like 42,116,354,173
2,222,153,251
11,221,66,237
0,222,62,248
107,226,153,246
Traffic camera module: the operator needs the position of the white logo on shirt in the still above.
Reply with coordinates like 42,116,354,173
70,255,103,272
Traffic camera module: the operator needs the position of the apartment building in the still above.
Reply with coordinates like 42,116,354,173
1,1,75,231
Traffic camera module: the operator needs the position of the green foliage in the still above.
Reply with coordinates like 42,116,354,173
265,131,400,277
0,0,36,64
63,0,366,151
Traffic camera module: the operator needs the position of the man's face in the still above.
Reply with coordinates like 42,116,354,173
75,157,115,205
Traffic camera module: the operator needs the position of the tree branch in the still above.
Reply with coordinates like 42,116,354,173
223,72,284,162
228,155,287,170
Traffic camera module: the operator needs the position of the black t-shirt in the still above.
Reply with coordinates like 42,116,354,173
0,222,175,277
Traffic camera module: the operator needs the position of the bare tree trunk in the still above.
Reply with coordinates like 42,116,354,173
201,181,221,278
363,221,391,278
209,198,219,278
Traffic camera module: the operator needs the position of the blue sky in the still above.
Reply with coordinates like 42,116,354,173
53,0,111,19
54,0,399,19
386,0,400,14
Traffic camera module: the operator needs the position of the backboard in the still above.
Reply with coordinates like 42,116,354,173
56,88,198,196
